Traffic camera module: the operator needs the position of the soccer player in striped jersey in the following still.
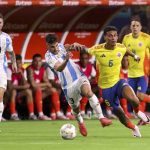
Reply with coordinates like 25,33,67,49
45,34,112,137
0,13,17,122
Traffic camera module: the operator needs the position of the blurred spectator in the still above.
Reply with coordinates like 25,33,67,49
76,51,96,118
43,63,69,120
27,54,66,120
7,54,36,120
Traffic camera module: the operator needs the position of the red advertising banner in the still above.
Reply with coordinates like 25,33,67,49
0,0,150,6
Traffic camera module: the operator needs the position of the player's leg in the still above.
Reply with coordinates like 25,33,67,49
122,85,150,123
0,77,7,122
0,88,5,122
33,88,51,120
44,87,67,120
113,106,141,137
10,89,19,120
80,97,88,118
19,89,37,120
80,78,112,127
63,88,87,136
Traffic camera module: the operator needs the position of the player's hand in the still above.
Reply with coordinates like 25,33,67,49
12,62,17,73
69,42,85,51
65,51,73,61
134,55,140,63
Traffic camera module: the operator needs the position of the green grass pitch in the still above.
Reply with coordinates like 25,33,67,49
0,119,149,150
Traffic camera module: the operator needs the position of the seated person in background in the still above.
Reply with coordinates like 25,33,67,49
27,54,66,120
45,63,75,120
76,51,96,118
43,62,68,120
7,54,36,120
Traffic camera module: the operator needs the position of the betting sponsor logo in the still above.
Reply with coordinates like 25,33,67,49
15,0,32,6
75,23,99,30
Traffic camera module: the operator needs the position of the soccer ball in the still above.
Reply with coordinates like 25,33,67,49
60,123,77,140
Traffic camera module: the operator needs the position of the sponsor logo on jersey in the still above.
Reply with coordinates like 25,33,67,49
138,42,143,47
117,52,121,57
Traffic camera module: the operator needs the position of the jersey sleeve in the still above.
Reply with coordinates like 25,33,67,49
7,68,12,80
88,46,97,55
45,52,58,69
24,70,27,80
46,67,55,80
6,35,13,52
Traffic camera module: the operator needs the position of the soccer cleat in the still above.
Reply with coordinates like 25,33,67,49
132,125,142,138
66,114,75,120
100,117,112,127
1,117,6,122
29,114,37,120
137,115,150,126
78,122,87,137
10,115,20,121
51,114,57,120
57,115,69,120
38,115,51,120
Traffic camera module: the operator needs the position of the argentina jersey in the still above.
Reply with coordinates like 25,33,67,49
45,43,84,89
0,32,13,76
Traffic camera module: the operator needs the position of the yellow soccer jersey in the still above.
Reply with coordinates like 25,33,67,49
88,43,126,89
123,32,150,78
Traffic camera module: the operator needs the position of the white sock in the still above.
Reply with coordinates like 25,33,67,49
137,111,149,122
0,101,4,122
29,113,34,116
73,112,83,123
89,94,104,119
39,112,44,117
56,111,62,116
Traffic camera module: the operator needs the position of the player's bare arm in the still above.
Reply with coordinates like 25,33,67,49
126,48,140,62
27,68,37,89
38,71,52,88
54,52,70,72
8,51,17,72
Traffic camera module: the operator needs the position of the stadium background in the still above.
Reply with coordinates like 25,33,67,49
0,0,150,63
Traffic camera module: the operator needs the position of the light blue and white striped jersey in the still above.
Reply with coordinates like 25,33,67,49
0,32,13,76
45,43,84,89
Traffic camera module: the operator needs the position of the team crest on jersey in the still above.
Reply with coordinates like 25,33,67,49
100,54,106,57
117,52,122,57
138,42,143,47
128,44,131,47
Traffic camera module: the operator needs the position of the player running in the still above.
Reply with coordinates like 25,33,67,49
45,34,112,137
0,13,17,122
73,26,150,137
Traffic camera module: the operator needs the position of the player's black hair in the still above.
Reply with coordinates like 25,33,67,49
0,13,3,19
130,15,141,24
45,34,58,44
32,53,42,60
80,51,89,58
15,54,22,60
103,26,118,35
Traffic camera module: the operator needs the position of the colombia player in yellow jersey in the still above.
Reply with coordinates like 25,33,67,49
74,26,150,137
123,18,150,125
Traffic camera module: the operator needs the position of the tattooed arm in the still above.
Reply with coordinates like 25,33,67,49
8,51,17,72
